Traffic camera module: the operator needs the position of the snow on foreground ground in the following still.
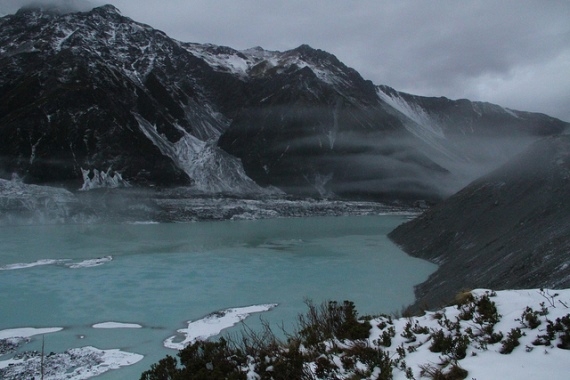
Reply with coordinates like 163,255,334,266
155,288,568,380
379,288,570,380
296,288,570,380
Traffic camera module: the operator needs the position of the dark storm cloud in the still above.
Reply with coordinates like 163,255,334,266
1,0,568,121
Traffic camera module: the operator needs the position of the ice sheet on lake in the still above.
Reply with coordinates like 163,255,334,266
0,327,63,340
92,322,142,329
0,346,143,379
164,304,278,349
0,256,113,270
0,327,143,379
0,259,70,271
0,328,63,357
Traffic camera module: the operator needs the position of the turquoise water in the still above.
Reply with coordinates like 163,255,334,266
0,215,436,379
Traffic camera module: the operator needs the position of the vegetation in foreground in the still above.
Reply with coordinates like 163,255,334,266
141,290,570,380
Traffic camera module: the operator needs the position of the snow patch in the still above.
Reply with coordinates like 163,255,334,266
66,256,112,269
164,304,278,350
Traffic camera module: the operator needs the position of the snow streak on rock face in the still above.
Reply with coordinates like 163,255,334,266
80,168,129,190
135,114,278,195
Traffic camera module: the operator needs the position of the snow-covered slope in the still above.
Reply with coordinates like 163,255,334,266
285,288,570,380
137,288,570,380
359,288,570,380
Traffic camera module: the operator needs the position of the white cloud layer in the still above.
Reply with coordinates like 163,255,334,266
1,0,569,121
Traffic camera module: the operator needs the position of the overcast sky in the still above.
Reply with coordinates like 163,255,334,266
1,0,569,122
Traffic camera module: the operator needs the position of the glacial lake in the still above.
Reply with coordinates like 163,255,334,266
0,215,436,379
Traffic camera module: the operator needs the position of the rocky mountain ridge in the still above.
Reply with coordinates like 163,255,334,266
0,4,567,201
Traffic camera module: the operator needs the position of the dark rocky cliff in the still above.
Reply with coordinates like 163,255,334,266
389,135,570,310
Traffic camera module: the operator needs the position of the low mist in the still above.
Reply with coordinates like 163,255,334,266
259,123,539,202
2,0,94,15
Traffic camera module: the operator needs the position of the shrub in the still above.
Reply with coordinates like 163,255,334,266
401,321,417,342
140,338,247,380
429,330,453,354
556,315,570,349
412,321,430,335
344,343,393,380
536,314,570,349
140,300,372,379
378,326,396,347
500,328,523,354
520,307,541,329
298,300,370,348
429,329,470,360
314,356,337,378
474,294,500,326
419,363,468,380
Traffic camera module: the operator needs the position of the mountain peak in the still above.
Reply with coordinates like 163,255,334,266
91,4,121,16
291,44,334,60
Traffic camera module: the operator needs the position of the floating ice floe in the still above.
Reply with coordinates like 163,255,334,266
0,259,70,271
164,304,278,349
65,256,113,269
0,256,113,270
92,322,142,329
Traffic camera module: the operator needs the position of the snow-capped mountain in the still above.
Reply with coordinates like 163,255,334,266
0,4,265,194
0,4,567,200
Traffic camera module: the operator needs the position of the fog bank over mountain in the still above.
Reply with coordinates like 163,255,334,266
0,4,567,203
5,0,94,14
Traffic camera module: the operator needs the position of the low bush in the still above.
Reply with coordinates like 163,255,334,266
520,306,541,329
140,338,246,380
500,328,523,354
